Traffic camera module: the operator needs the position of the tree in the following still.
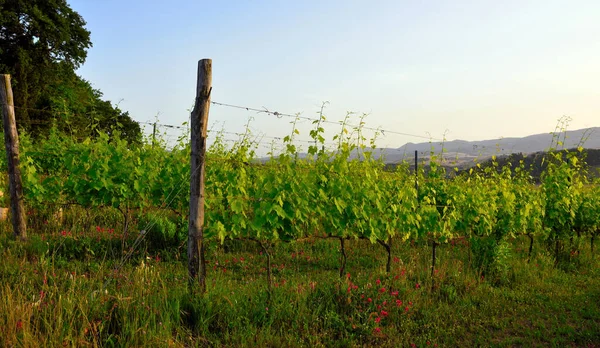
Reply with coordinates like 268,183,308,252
0,0,141,143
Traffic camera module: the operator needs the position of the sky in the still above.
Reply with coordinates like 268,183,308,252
69,0,600,152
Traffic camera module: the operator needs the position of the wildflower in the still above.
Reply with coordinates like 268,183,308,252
381,310,389,317
393,256,400,263
391,291,398,297
379,287,386,293
396,299,403,307
367,298,372,303
376,279,381,285
374,327,381,334
96,226,101,232
346,272,351,279
16,319,23,330
347,287,352,293
404,306,410,313
415,283,421,289
375,317,381,323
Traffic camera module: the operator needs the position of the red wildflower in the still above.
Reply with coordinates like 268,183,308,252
381,310,389,317
376,279,381,285
367,298,372,303
379,287,386,293
415,283,421,289
396,299,403,307
374,327,381,334
391,291,399,297
375,317,381,323
96,226,101,232
16,319,23,330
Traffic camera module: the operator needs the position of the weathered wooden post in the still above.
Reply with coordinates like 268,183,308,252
0,74,27,240
188,59,212,292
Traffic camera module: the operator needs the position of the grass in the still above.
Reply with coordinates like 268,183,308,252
0,213,599,347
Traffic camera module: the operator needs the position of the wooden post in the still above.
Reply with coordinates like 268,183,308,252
0,75,27,240
152,122,157,147
188,59,212,292
414,150,419,202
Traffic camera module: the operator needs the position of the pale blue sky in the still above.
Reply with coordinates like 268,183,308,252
69,0,600,151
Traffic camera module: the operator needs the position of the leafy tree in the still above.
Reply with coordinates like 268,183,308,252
0,0,141,143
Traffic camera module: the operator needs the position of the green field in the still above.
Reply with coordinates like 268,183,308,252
1,223,599,347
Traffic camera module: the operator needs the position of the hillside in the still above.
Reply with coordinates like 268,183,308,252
377,127,600,164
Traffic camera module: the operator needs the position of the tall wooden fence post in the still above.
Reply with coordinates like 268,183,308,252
0,75,27,240
414,150,419,201
188,59,212,292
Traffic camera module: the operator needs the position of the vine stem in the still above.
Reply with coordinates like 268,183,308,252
376,239,392,273
431,240,438,292
527,233,534,263
339,237,347,278
234,237,272,292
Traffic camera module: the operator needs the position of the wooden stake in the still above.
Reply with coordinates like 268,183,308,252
0,75,27,241
188,59,212,292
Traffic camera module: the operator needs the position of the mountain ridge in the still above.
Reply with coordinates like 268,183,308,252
377,127,600,164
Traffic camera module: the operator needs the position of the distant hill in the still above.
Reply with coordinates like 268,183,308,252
476,148,600,182
375,127,600,164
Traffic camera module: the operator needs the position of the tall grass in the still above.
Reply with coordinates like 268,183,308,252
1,220,599,347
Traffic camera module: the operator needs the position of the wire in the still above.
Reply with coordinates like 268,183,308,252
210,100,443,141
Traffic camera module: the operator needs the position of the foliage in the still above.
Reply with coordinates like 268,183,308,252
0,0,141,143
